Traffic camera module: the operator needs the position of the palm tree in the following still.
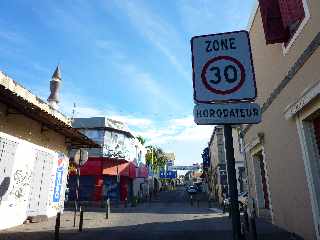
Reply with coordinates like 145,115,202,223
137,136,146,145
145,146,169,172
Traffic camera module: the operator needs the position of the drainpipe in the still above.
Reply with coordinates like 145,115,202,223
239,126,253,211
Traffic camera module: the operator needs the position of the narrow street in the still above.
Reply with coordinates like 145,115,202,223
1,186,293,240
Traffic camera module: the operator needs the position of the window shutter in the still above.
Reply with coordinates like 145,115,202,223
259,0,289,44
278,0,305,28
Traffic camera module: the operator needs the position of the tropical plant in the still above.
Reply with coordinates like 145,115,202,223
145,145,169,172
137,136,146,145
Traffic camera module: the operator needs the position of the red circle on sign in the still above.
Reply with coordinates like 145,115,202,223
201,55,245,95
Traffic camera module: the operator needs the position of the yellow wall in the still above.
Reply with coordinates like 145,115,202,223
0,102,68,154
245,1,320,239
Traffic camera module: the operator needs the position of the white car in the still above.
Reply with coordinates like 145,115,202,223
187,185,198,194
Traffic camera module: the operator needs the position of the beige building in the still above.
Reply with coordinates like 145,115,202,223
208,126,227,204
244,0,320,239
208,126,245,205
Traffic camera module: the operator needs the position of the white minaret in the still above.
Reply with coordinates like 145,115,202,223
47,65,61,110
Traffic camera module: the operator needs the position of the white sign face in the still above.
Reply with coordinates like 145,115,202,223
191,30,257,103
194,102,261,125
168,166,200,171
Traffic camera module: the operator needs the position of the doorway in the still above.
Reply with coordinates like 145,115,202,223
298,113,320,239
252,150,270,210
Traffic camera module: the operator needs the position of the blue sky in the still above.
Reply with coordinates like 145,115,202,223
0,0,255,166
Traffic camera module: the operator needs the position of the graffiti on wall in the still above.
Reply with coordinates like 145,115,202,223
104,131,131,159
0,137,18,202
9,169,32,200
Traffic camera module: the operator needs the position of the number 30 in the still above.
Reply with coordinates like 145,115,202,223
209,65,237,84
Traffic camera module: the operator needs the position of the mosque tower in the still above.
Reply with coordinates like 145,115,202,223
47,65,61,110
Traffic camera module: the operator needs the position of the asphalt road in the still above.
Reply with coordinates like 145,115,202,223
0,186,295,240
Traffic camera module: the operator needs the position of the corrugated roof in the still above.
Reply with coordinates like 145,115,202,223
0,71,99,148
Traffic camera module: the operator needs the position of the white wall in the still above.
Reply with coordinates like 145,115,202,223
0,131,69,230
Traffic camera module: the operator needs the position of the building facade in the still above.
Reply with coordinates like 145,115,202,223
244,0,320,239
208,126,246,205
0,70,96,230
208,126,228,205
68,117,148,204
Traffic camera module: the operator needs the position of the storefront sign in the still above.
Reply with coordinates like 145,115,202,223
53,159,64,203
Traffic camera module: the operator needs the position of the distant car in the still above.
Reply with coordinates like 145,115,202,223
194,183,202,192
186,185,198,194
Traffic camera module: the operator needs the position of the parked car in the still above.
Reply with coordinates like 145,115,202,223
186,185,198,194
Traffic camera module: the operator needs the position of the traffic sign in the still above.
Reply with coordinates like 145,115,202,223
159,170,177,179
191,30,256,103
194,102,261,125
72,149,89,166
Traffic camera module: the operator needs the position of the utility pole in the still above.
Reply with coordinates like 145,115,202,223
224,125,242,240
117,163,120,206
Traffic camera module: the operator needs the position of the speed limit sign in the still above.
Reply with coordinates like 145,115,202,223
191,30,257,103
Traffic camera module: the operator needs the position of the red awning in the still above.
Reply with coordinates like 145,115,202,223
128,162,137,179
137,165,148,178
74,157,138,179
102,159,137,179
79,159,102,175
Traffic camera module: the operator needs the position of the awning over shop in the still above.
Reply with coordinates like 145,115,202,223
102,158,137,178
137,165,148,178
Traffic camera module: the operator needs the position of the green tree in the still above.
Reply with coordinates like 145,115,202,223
145,146,169,172
137,136,146,145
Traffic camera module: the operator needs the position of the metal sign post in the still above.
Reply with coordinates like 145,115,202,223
224,125,242,240
72,148,88,227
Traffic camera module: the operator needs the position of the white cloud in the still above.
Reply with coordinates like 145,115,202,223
173,125,213,141
111,0,190,82
74,106,105,118
169,116,194,127
59,96,211,166
133,117,213,166
94,39,182,112
108,114,153,127
59,93,154,128
133,116,213,146
178,0,253,36
120,63,181,110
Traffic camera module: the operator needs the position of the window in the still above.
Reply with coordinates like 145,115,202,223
83,129,104,143
259,0,289,44
259,0,307,46
282,0,310,54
